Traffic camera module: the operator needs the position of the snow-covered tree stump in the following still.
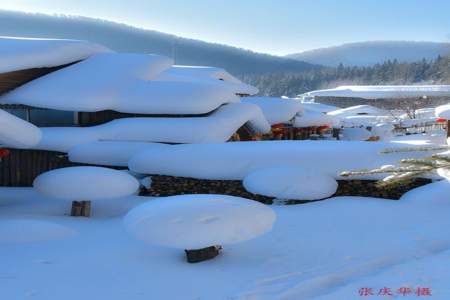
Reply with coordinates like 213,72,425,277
185,245,222,263
71,201,91,217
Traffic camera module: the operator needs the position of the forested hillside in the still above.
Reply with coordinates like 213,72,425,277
241,56,450,97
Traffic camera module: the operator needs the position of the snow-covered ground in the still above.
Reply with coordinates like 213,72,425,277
1,178,450,300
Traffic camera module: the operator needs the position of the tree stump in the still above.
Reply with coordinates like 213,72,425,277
185,245,222,263
71,201,91,217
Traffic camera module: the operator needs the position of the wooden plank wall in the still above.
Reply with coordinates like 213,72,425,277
0,61,80,96
0,149,74,186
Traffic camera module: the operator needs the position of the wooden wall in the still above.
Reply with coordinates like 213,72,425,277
0,149,74,186
0,61,80,96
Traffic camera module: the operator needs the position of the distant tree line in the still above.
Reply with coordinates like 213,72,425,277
240,55,450,97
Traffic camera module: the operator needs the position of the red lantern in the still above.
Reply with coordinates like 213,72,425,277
436,117,447,123
0,148,10,158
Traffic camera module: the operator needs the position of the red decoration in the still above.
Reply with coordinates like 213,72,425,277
0,148,10,158
436,117,447,123
271,123,284,129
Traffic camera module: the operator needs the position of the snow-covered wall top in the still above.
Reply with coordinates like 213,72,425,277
128,140,427,180
242,97,303,125
30,103,270,153
302,85,450,99
0,53,243,114
0,108,42,148
0,36,110,73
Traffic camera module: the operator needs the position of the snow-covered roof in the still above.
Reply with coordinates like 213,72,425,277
300,101,341,113
340,115,394,128
293,109,336,127
0,53,241,115
302,85,450,99
242,97,303,125
156,65,258,96
327,105,388,118
31,103,270,152
0,36,110,73
435,103,450,120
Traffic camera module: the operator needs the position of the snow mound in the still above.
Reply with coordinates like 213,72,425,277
243,167,338,200
435,104,450,120
33,103,270,152
303,85,450,99
33,166,140,200
123,194,276,249
68,141,169,167
294,109,335,127
0,36,110,73
242,97,303,125
0,219,76,243
156,65,258,95
0,108,42,148
341,127,372,141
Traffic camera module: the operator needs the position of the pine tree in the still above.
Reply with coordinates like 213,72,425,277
340,145,450,187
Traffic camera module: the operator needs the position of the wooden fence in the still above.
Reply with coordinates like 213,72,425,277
0,149,74,186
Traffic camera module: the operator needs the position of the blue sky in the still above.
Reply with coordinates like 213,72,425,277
2,0,450,55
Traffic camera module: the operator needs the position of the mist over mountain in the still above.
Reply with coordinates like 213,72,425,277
286,41,450,67
0,10,319,75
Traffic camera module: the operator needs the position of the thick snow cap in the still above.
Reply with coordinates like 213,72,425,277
243,167,338,200
33,166,140,200
328,105,387,118
123,194,276,249
242,97,303,125
435,104,450,120
0,108,42,148
156,65,259,95
1,53,240,114
68,141,169,167
33,102,270,152
302,85,450,99
0,36,110,73
128,140,420,180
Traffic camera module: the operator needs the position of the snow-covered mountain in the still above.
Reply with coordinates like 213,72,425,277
0,10,318,75
286,41,450,67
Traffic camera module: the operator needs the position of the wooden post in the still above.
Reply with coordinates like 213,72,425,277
185,245,222,263
71,201,91,217
447,120,450,139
